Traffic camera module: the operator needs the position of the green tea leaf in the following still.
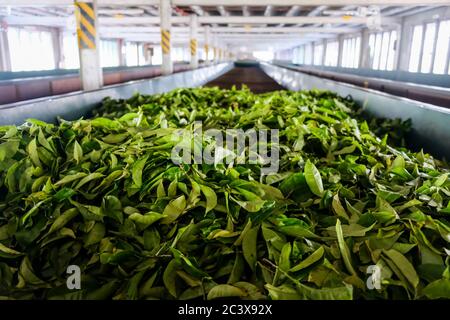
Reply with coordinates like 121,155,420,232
161,195,186,224
242,223,259,271
290,246,324,272
304,160,324,196
207,284,246,300
200,185,217,213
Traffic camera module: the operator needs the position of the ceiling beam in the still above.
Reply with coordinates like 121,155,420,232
196,15,397,25
138,6,159,16
217,5,229,16
98,9,145,16
0,0,157,5
286,5,301,16
171,0,449,5
101,32,332,39
3,15,399,26
3,16,72,27
211,26,356,33
219,34,334,39
381,6,415,16
190,5,204,16
278,5,300,27
1,0,448,6
242,6,250,17
395,6,436,17
264,5,273,17
100,26,356,34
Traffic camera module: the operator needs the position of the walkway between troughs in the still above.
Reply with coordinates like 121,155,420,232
205,66,285,93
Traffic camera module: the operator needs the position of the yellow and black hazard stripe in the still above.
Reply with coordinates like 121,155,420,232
75,1,96,50
190,39,197,56
204,44,209,59
161,29,171,55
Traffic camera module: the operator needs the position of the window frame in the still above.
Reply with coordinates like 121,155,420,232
7,26,57,72
313,41,324,66
324,40,339,67
100,39,120,68
432,19,450,75
408,19,450,74
340,33,362,69
369,28,398,71
420,20,439,73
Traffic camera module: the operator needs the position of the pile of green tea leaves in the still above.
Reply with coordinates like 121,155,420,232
0,87,449,300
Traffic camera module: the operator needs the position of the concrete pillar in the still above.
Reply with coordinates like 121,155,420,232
211,34,215,64
360,28,371,69
398,21,412,71
189,14,198,69
0,20,11,72
337,35,345,67
321,40,325,66
75,0,103,91
204,26,211,65
393,24,403,71
213,35,219,64
143,43,152,65
160,0,173,75
52,28,63,69
118,39,126,66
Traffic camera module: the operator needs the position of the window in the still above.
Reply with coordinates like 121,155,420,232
292,45,305,64
379,32,390,70
372,33,382,69
7,27,55,71
298,46,305,64
152,45,162,65
172,47,185,62
304,44,313,65
292,47,298,64
125,42,138,66
409,21,450,74
341,36,361,68
62,32,79,69
254,51,274,62
369,30,397,71
433,20,450,74
137,43,147,66
199,47,205,61
100,40,119,67
325,40,339,67
409,25,423,72
313,43,324,66
386,31,397,71
421,22,437,73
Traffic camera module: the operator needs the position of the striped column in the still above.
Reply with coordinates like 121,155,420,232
204,26,210,65
190,40,197,60
161,29,171,56
213,35,219,64
74,0,102,91
189,14,198,69
160,0,173,75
